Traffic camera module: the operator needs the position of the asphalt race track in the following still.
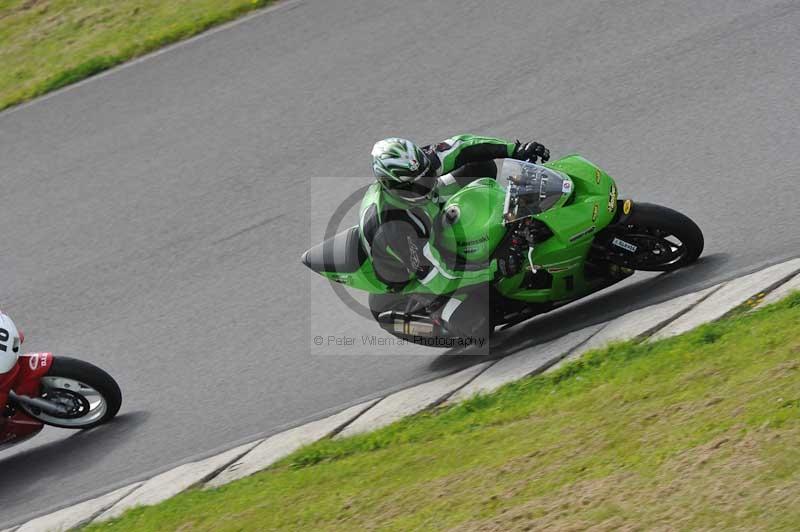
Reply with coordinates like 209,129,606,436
1,0,799,526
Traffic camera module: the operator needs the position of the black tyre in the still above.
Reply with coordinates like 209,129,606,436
20,356,122,429
602,202,704,272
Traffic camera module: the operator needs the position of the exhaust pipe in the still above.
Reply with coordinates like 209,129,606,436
377,311,438,337
9,390,71,416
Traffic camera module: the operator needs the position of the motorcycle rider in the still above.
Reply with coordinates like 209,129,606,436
363,135,549,342
0,313,22,416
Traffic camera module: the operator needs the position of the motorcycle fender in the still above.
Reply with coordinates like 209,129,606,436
13,353,54,396
611,199,635,226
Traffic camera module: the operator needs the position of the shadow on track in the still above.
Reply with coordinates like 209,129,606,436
428,253,731,372
0,411,150,503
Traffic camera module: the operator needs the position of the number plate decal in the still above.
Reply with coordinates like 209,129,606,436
612,237,638,253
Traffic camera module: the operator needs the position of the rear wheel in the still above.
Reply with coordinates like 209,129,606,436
599,202,704,272
19,356,122,429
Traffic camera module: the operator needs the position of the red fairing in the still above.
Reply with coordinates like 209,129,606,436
13,353,53,396
0,411,43,448
0,354,52,449
0,365,19,392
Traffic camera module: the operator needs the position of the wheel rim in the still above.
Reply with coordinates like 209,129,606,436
22,376,108,427
609,227,688,269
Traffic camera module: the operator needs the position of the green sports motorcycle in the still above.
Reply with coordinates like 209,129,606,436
302,155,703,343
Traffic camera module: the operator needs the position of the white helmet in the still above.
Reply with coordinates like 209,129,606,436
0,312,22,373
371,138,436,203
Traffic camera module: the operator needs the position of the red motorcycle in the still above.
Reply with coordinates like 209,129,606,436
0,314,121,450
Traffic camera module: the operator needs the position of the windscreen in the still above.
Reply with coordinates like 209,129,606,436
499,159,571,222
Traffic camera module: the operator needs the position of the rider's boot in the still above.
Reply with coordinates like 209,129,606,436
438,290,492,352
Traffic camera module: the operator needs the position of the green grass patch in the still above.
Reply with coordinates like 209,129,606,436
85,293,800,531
0,0,276,111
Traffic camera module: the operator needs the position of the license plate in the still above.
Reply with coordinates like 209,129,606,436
612,237,638,253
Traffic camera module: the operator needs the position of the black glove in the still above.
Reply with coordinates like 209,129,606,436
514,141,550,164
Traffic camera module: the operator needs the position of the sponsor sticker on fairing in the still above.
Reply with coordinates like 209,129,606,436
607,183,618,212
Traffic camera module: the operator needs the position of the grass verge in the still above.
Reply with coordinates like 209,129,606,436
0,0,276,112
85,293,800,531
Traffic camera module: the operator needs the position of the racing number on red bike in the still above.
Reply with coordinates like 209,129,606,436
0,328,8,352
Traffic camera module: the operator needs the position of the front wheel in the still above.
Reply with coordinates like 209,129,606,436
598,202,704,272
19,356,122,429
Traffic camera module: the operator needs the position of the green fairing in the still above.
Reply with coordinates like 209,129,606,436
321,155,622,306
436,179,506,263
496,155,618,303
